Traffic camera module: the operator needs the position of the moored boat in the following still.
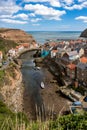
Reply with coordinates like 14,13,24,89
41,82,45,89
34,57,43,63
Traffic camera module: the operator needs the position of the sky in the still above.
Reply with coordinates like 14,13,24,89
0,0,87,31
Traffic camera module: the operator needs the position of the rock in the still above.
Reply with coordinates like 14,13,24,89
80,28,87,38
0,65,24,112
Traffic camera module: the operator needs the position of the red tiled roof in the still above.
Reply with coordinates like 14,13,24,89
52,50,58,53
22,43,29,47
80,57,87,63
67,63,76,70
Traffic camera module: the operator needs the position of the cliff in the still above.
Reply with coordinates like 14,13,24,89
0,28,36,44
0,28,36,113
0,62,23,112
80,28,87,38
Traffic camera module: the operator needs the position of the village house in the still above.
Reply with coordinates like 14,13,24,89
8,48,16,57
51,50,58,58
33,42,39,48
22,43,30,48
66,63,76,79
62,50,79,61
80,56,87,64
75,48,84,57
57,48,65,58
16,45,24,52
84,47,87,56
0,51,3,61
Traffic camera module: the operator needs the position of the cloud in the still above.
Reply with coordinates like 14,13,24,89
0,0,21,15
1,19,28,24
29,13,36,17
30,18,42,22
75,16,87,22
12,13,29,20
24,0,61,7
24,4,66,20
64,1,87,10
63,0,74,5
0,15,12,18
78,0,86,2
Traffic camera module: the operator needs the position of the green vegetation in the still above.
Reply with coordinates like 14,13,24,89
0,101,87,130
7,63,17,79
0,37,17,59
0,101,28,130
52,113,87,130
0,70,5,87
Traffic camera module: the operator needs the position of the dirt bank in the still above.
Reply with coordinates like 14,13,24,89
40,67,70,119
23,63,70,120
0,64,24,112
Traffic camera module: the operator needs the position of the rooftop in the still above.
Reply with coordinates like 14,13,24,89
67,63,76,70
80,56,87,63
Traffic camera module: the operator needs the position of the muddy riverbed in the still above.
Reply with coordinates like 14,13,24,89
20,51,70,120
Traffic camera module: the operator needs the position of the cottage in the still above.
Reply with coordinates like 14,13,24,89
16,45,24,52
22,43,30,48
32,42,38,48
51,50,58,58
67,63,76,79
75,48,84,57
57,48,65,58
8,48,16,57
80,56,87,64
62,51,79,61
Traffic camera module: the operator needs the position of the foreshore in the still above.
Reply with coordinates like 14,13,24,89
20,51,70,120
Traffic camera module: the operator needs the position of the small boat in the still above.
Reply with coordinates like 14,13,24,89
36,66,41,70
34,66,41,70
34,57,43,63
40,82,45,89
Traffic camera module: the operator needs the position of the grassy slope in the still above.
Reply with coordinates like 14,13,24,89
0,102,87,130
0,37,17,59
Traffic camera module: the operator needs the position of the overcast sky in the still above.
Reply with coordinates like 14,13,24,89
0,0,87,31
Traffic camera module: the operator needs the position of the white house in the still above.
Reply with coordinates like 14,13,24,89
51,50,58,58
16,45,24,52
8,48,16,57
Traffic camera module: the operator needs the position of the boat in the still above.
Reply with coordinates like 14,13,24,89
40,82,45,89
36,66,41,70
33,66,41,70
34,57,43,63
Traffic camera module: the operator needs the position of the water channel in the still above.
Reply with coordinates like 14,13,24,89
19,50,69,120
20,51,45,120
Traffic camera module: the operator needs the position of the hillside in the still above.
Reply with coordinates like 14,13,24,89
0,37,17,58
0,28,35,44
80,28,87,38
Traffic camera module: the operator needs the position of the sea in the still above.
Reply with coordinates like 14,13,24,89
27,31,81,44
